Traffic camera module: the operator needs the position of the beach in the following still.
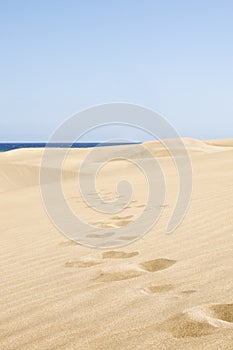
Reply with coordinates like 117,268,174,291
0,138,233,349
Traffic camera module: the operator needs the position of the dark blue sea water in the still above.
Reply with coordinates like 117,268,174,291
0,142,139,152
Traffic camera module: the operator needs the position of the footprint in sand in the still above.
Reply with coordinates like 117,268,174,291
104,215,134,228
59,240,79,247
96,270,143,282
157,313,216,338
111,215,134,220
115,220,132,227
119,235,139,241
144,284,174,294
180,290,196,295
65,261,102,268
90,219,131,228
209,303,233,324
161,303,233,339
102,251,139,259
96,257,175,283
143,286,196,296
139,258,176,272
187,303,233,329
90,222,115,229
86,232,114,239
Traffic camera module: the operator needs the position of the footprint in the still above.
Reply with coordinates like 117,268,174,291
115,220,131,227
102,251,139,259
65,261,102,268
157,313,216,338
144,284,174,294
90,222,115,229
210,304,233,323
96,270,143,282
183,304,233,330
86,232,114,239
59,240,79,246
139,258,176,272
90,220,132,228
119,235,138,241
180,290,196,295
111,215,133,220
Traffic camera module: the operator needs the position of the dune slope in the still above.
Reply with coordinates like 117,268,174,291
0,139,233,350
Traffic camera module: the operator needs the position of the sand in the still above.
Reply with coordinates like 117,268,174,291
0,138,233,349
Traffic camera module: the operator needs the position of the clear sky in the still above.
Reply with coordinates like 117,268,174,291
1,0,233,142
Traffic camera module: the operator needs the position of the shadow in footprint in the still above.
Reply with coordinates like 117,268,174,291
111,215,133,220
102,251,139,259
158,313,216,338
115,220,131,227
140,258,176,272
210,304,233,323
119,236,138,241
59,240,79,247
65,261,102,268
86,232,114,239
145,284,173,293
91,222,115,229
96,270,143,282
180,290,196,295
158,314,216,338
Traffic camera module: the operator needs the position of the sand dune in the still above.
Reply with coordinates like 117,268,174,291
0,139,233,349
205,138,233,147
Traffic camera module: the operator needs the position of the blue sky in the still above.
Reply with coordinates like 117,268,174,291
0,0,233,141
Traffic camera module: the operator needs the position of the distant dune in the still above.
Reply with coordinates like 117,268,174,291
205,138,233,147
0,139,233,349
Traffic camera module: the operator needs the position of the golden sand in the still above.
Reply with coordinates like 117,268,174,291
0,139,233,349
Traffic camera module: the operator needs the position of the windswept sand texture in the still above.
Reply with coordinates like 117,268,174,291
0,138,233,349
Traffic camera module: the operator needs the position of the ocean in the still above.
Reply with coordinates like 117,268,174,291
0,142,139,152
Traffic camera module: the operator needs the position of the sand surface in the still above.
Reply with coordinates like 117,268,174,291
0,138,233,349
